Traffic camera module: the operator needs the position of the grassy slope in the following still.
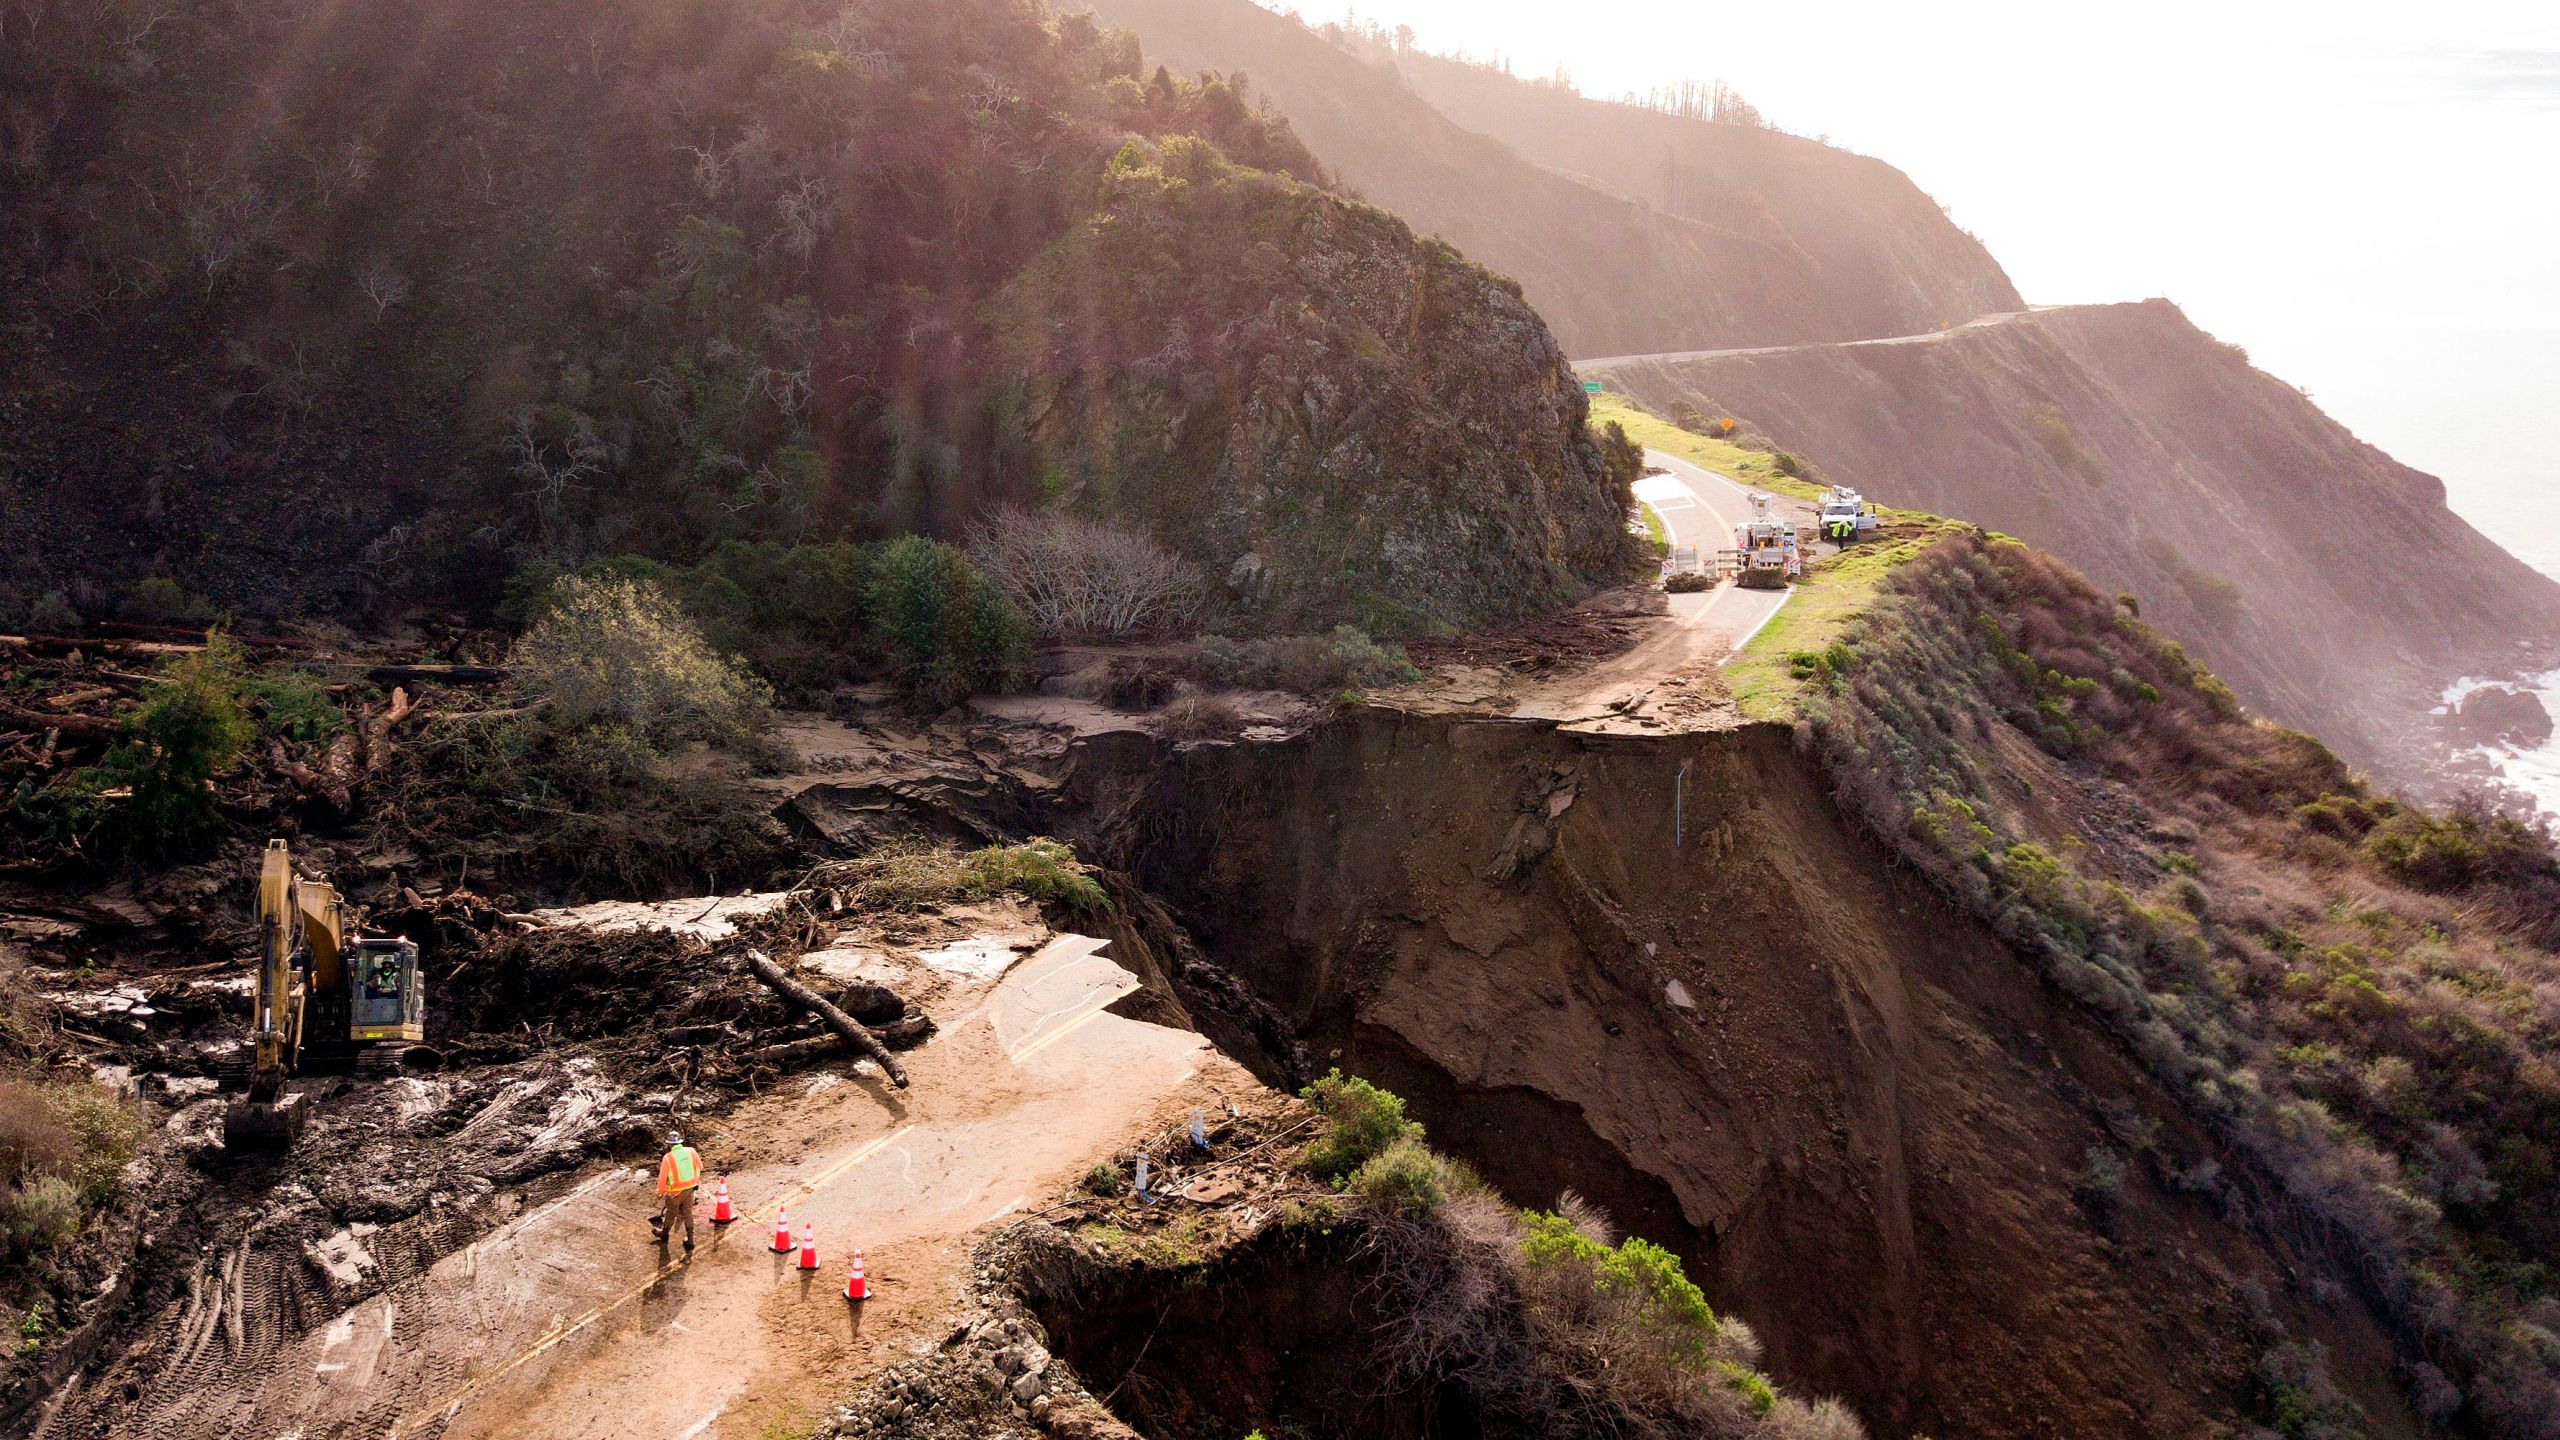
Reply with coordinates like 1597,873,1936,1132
1722,526,1963,721
1592,389,1966,721
1590,394,1825,502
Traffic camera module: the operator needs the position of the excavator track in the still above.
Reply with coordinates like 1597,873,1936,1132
356,1044,412,1077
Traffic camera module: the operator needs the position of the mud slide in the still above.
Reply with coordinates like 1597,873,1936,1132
38,936,1252,1440
1062,708,2423,1439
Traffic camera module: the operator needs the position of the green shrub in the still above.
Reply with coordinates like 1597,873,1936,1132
1,1175,79,1260
88,635,256,853
1300,1069,1423,1181
1664,571,1713,595
685,540,871,692
507,576,771,744
1347,1136,1448,1215
1179,626,1420,694
40,1080,143,1207
245,670,345,744
961,838,1108,910
864,536,1032,708
1519,1209,1720,1367
122,575,207,625
818,837,1108,912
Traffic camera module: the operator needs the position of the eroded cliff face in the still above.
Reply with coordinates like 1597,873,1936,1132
1591,302,2560,791
1075,0,2022,357
1061,710,2419,1440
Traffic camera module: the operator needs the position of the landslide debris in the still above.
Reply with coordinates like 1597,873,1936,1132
833,1084,1861,1440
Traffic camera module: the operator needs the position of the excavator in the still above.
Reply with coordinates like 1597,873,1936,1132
221,839,426,1148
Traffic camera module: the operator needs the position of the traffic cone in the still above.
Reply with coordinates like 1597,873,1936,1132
795,1222,820,1272
709,1177,735,1225
844,1249,868,1302
771,1204,793,1254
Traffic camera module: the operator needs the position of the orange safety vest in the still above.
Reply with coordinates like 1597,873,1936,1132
658,1145,700,1196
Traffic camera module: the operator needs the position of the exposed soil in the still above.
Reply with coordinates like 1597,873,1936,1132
1049,705,2428,1439
4,672,2459,1440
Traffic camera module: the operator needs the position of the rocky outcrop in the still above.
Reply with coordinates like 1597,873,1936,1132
1076,0,2022,357
0,0,1630,632
995,143,1641,629
2450,686,2556,751
1588,301,2560,790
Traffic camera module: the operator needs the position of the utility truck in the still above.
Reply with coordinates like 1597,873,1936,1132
1819,486,1879,544
1734,493,1801,589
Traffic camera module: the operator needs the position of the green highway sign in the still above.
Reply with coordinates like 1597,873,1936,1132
1582,380,1602,394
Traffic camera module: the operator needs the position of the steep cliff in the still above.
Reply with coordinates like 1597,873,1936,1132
1067,711,2422,1439
0,0,1632,628
1588,301,2560,789
1074,0,2022,357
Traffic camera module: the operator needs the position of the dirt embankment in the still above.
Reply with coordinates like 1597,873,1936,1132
1591,302,2560,795
1053,708,2422,1439
1076,0,2020,357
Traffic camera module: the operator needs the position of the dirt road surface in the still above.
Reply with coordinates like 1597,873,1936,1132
1505,448,1795,732
45,935,1245,1440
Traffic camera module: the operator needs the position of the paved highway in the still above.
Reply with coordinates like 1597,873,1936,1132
1571,307,2056,371
1635,447,1789,663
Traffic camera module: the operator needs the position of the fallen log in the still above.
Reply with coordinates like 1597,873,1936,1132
741,1016,934,1069
742,948,911,1088
361,687,418,766
366,664,508,687
44,686,118,710
0,634,203,659
0,701,117,744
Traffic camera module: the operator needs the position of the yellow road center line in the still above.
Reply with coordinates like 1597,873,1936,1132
389,1123,915,1437
1008,992,1122,1062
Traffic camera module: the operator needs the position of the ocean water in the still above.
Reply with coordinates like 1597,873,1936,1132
2237,320,2560,817
2230,320,2560,587
2439,671,2560,820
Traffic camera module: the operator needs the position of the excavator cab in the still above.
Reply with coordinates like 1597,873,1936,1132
348,938,424,1043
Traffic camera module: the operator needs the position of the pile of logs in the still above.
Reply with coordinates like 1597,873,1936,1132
0,628,465,842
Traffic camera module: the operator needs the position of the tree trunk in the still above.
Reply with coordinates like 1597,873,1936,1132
0,701,117,743
742,949,912,1088
740,1017,934,1069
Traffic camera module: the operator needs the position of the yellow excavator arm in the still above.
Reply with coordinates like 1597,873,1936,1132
234,840,344,1143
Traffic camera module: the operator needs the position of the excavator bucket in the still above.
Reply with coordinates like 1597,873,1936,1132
221,1093,310,1149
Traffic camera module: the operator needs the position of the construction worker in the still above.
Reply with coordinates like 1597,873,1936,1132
653,1131,702,1253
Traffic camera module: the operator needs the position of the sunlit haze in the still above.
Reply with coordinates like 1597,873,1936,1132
1287,0,2560,575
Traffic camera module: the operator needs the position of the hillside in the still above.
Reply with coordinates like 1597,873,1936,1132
0,0,1636,631
1073,0,2022,356
1057,527,2560,1440
1587,302,2560,792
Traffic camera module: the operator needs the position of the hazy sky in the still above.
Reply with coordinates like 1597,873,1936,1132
1297,0,2560,573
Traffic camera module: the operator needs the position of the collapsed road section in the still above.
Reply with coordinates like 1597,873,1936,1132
30,884,1254,1440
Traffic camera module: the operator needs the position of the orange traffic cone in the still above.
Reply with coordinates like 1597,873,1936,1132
709,1177,735,1225
771,1204,793,1254
844,1249,868,1302
795,1222,820,1272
